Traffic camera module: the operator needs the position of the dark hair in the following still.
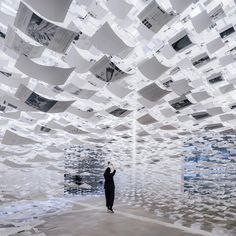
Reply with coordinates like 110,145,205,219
104,167,111,174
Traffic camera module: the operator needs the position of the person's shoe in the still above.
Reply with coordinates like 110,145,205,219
110,209,114,213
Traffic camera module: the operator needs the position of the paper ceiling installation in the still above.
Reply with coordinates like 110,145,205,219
0,0,235,151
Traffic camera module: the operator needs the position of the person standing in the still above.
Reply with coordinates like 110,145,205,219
104,161,116,213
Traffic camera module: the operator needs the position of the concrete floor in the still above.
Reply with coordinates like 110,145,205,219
38,197,214,236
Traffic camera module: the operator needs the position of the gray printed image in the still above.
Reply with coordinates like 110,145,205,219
40,126,51,132
27,13,57,46
95,61,125,82
25,92,57,112
109,108,128,117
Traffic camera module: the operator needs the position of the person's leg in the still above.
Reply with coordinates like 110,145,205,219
105,189,110,210
107,189,112,210
110,189,115,212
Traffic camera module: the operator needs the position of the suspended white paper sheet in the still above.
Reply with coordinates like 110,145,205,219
207,107,223,116
208,3,226,23
170,0,194,13
63,83,97,99
191,111,211,120
64,45,95,73
67,106,95,118
34,125,55,133
0,72,29,88
87,1,109,19
0,10,15,26
15,84,75,113
191,10,211,33
206,72,223,84
87,127,106,134
206,37,225,54
2,129,39,145
24,0,72,22
106,106,132,117
160,108,176,117
137,129,150,136
14,2,77,53
160,44,176,59
0,111,21,119
220,113,235,122
204,123,223,130
27,154,54,162
191,53,212,68
3,159,32,168
219,55,234,66
63,125,88,135
169,30,193,53
91,94,110,104
188,91,211,102
15,54,74,85
106,82,132,98
68,21,92,50
46,120,65,130
160,124,177,130
0,94,36,112
138,82,170,102
137,23,155,40
114,124,130,131
75,0,94,7
138,97,159,109
138,0,174,33
106,0,133,19
219,84,235,94
4,26,45,58
89,55,131,82
137,113,157,125
169,95,193,110
169,79,193,96
138,56,169,80
90,22,133,56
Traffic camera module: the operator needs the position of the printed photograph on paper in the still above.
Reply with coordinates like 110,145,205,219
27,13,57,46
25,92,57,112
109,108,128,117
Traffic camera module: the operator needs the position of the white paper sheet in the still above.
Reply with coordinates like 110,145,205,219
3,26,45,58
90,22,133,56
169,30,193,53
138,56,169,80
137,113,157,125
169,79,193,96
138,0,174,33
14,2,77,53
64,45,95,73
191,10,211,33
170,0,194,13
15,84,75,113
24,0,72,22
63,83,97,99
63,125,88,135
89,55,131,82
67,106,95,119
106,82,132,98
106,0,133,19
15,54,74,85
2,129,39,145
0,10,15,26
206,37,225,54
106,106,132,117
0,71,29,88
138,82,170,102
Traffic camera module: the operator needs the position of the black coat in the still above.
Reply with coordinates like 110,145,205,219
104,168,116,190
